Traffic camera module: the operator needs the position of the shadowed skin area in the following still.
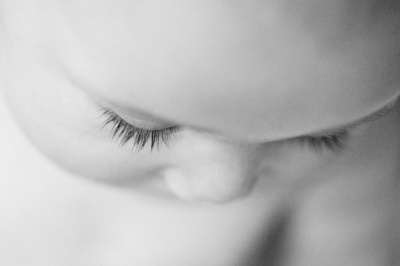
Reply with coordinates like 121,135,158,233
0,1,400,265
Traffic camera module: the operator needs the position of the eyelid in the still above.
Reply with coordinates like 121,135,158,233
354,101,397,126
307,98,398,138
116,111,175,130
96,101,176,130
94,96,177,124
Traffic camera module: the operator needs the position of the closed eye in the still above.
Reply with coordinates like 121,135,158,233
100,108,179,151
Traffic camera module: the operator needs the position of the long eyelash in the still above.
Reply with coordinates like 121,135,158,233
100,108,178,151
297,130,349,152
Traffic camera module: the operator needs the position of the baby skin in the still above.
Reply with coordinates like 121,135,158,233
1,0,400,265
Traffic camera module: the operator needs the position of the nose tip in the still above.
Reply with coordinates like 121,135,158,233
163,165,258,204
162,137,263,204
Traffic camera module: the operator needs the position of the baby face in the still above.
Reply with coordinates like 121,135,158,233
1,0,399,203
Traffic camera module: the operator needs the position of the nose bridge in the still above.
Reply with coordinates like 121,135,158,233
164,132,264,203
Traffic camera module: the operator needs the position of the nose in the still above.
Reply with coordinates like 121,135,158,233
163,131,265,204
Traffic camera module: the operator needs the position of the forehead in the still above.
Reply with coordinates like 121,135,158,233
57,0,400,140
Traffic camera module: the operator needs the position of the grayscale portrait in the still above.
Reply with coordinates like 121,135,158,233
0,1,399,265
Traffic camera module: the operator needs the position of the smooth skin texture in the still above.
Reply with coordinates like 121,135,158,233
1,0,400,265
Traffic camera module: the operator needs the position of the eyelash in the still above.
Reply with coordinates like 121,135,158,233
100,108,349,152
296,130,349,152
100,108,179,151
